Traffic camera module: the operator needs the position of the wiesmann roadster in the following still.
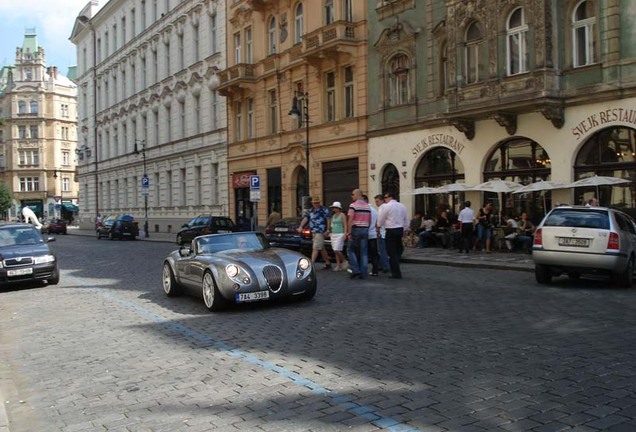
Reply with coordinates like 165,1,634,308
162,232,317,311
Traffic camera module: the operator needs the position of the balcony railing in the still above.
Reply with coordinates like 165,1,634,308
217,63,257,95
302,21,361,60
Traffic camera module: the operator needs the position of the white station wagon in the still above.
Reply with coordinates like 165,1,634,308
532,206,636,287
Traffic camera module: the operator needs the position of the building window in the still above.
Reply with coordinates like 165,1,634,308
18,126,26,139
325,71,336,122
268,16,277,55
141,1,146,30
210,13,217,53
18,150,39,166
194,166,201,205
268,90,278,134
130,62,136,94
245,27,253,63
507,7,528,76
25,68,32,80
179,100,185,138
166,105,172,142
62,177,70,193
193,22,199,61
18,101,26,114
105,31,109,56
19,177,40,192
29,125,38,139
180,168,186,206
131,8,136,37
294,3,304,44
343,0,353,22
247,97,254,138
235,101,243,141
211,91,218,130
389,54,410,106
178,33,184,70
62,151,69,166
465,21,483,84
234,32,242,63
61,127,69,140
164,39,171,77
573,0,596,67
344,66,354,118
325,0,335,25
439,42,448,95
121,16,126,44
194,95,201,134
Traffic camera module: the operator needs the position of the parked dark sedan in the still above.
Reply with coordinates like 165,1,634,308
0,223,59,288
264,217,312,254
162,232,316,311
96,214,139,240
176,215,239,245
46,218,67,235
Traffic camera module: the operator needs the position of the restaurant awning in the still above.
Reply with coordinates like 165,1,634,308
62,203,79,212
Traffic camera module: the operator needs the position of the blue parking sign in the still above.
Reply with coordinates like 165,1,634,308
250,175,260,190
141,175,149,187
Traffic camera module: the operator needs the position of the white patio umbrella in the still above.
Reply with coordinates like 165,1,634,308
568,175,632,203
403,186,440,195
472,179,523,222
513,180,569,214
435,183,475,193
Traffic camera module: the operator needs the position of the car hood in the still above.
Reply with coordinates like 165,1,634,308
0,244,53,258
209,248,302,267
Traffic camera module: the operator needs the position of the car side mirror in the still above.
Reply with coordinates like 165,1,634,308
46,237,56,243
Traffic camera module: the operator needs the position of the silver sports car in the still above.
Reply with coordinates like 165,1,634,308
162,232,317,311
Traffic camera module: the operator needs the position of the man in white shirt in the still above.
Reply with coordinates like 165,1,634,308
457,201,476,253
376,192,409,279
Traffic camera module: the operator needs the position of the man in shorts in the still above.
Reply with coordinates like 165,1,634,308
299,196,332,269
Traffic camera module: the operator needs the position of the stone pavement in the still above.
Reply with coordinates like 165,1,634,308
68,226,534,272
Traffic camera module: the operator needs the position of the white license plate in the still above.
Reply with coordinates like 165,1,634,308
274,227,289,232
236,290,270,302
558,237,590,247
7,267,33,276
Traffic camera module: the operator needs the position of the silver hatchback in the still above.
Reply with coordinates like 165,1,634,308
532,206,636,287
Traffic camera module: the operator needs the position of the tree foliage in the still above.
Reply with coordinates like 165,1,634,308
0,183,13,216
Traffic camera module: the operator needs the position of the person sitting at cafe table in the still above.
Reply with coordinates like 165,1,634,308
434,211,451,248
516,212,535,253
417,214,436,248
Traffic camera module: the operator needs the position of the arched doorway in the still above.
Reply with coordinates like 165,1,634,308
381,164,400,200
484,137,551,221
574,126,636,215
413,147,465,217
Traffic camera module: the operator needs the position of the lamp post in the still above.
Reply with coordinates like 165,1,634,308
53,170,62,219
288,92,310,199
133,140,149,238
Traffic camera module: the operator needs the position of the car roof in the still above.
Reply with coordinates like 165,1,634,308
0,223,38,229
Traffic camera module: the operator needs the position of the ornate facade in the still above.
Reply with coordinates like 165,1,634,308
368,0,636,220
71,0,228,233
0,30,79,221
218,0,368,225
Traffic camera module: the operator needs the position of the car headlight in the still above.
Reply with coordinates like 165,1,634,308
298,258,311,271
34,255,56,264
226,264,239,278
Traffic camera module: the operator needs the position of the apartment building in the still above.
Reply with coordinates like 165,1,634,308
71,0,228,233
218,0,367,225
367,0,636,219
0,30,79,221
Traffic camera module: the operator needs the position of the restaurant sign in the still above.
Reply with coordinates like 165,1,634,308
412,133,465,157
572,108,636,140
232,171,256,189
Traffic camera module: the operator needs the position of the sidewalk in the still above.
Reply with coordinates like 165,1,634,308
68,227,533,272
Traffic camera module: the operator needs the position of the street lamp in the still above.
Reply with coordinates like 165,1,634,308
288,92,310,200
53,170,62,219
133,139,149,238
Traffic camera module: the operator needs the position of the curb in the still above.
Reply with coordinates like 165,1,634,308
401,256,533,272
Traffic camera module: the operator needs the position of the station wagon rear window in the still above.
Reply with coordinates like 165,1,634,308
543,209,610,230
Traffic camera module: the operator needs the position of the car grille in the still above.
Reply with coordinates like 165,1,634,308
262,265,283,293
4,257,34,267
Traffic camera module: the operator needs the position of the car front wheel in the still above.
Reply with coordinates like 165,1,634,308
614,256,634,288
47,266,60,285
202,271,227,311
162,262,183,297
535,264,552,284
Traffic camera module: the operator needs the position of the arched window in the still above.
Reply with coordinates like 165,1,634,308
268,16,277,55
507,7,528,75
294,3,304,44
465,21,483,84
574,127,636,210
389,54,410,106
325,0,334,25
18,101,26,114
343,0,353,22
572,0,596,67
414,147,466,215
381,164,400,201
30,100,38,114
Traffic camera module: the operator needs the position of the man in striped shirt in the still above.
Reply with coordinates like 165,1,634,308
345,188,371,279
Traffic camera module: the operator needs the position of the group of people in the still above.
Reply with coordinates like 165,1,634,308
298,189,410,280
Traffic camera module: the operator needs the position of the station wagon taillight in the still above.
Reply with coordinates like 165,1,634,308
608,232,620,250
533,228,542,246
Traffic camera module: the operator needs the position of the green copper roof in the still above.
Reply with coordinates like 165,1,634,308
66,66,77,81
22,28,38,54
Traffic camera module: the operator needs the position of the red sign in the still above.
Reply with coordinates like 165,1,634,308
232,171,256,189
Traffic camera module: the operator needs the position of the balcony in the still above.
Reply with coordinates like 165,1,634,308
217,63,257,97
301,21,363,64
17,112,39,118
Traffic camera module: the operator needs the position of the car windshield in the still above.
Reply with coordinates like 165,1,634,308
543,209,610,230
0,227,44,246
195,232,269,254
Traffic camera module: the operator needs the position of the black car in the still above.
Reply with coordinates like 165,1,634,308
96,214,139,240
176,215,239,245
264,217,312,254
0,223,59,288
